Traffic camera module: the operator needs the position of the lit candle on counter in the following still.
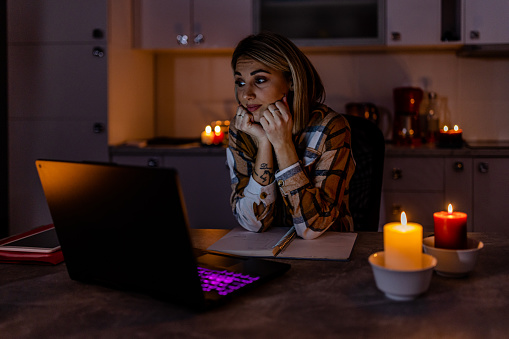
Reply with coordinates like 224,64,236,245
212,125,224,145
438,125,463,148
201,125,214,145
433,204,467,249
384,212,423,270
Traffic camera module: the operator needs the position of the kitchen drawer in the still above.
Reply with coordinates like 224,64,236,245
111,154,164,168
382,192,444,231
383,157,444,192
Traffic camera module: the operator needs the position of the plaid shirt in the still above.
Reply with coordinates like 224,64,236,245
226,104,355,239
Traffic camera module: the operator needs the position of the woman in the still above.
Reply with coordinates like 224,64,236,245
227,32,355,240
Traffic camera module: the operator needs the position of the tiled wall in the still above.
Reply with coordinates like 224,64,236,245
154,51,509,142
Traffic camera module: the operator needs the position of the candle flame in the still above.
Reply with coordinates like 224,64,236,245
448,204,453,214
400,212,407,226
443,126,449,132
205,125,212,133
454,125,459,131
214,125,221,134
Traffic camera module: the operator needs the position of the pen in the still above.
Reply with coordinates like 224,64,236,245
272,226,297,257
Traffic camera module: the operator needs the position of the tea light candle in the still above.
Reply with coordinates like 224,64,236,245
433,204,467,249
201,125,214,145
384,212,423,270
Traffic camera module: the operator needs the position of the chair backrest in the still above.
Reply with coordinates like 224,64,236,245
344,114,385,231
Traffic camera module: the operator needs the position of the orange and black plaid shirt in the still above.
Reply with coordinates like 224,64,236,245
226,104,355,239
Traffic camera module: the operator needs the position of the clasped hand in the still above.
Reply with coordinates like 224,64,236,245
235,96,293,150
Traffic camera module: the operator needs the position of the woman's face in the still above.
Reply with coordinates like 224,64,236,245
234,57,292,122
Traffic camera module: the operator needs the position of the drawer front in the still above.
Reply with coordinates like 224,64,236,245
381,192,444,231
111,155,164,168
383,157,444,192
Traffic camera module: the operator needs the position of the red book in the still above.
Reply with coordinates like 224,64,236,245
0,224,64,265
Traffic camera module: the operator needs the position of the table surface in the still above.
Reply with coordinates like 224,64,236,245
1,230,508,339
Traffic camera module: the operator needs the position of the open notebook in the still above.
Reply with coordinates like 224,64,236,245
208,227,358,261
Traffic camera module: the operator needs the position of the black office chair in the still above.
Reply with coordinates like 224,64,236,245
344,114,385,231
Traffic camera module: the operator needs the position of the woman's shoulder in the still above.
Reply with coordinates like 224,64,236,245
308,104,350,131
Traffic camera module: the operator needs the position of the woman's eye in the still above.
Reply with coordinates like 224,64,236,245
255,77,267,84
235,79,245,87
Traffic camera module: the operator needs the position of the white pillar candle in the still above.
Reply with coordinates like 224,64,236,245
383,212,423,270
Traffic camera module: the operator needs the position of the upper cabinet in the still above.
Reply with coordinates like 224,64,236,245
387,0,509,47
255,0,385,46
386,0,441,46
133,0,253,49
386,0,461,46
464,0,509,44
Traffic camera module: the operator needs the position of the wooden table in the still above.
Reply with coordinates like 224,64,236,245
1,230,508,338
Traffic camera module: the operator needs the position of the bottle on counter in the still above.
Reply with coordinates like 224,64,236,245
425,92,440,144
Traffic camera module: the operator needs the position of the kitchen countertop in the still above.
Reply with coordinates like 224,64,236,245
110,142,227,156
110,142,509,157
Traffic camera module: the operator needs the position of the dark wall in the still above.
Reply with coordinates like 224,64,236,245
1,0,8,238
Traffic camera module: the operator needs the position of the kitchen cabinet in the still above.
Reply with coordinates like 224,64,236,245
386,0,443,46
386,0,463,46
133,0,253,49
7,0,106,43
110,150,238,229
256,0,384,46
464,0,509,44
387,0,509,47
473,158,509,233
7,0,108,235
444,157,473,230
382,147,509,234
382,157,445,231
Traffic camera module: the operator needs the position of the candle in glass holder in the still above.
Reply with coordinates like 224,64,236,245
438,125,463,148
433,204,467,249
383,212,423,270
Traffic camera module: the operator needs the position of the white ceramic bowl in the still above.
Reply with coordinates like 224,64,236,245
369,251,437,301
422,236,483,277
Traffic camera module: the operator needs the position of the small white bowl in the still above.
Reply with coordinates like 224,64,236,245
369,251,437,301
422,236,483,278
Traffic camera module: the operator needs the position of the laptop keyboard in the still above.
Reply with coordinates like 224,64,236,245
198,267,260,296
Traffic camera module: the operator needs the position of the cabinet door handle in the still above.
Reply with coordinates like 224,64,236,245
391,32,401,41
478,162,489,173
92,47,105,58
454,161,464,172
147,158,159,167
470,30,480,40
392,168,402,180
176,34,189,45
92,29,104,39
194,34,204,44
92,123,105,134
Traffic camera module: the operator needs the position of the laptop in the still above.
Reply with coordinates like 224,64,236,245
35,159,290,310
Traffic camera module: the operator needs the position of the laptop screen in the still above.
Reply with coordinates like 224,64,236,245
36,160,206,306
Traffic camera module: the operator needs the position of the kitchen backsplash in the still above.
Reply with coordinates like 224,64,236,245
153,51,509,142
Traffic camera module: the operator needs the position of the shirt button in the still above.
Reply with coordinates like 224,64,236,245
260,192,267,199
278,180,284,187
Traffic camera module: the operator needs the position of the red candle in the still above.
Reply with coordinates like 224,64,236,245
212,125,224,145
433,204,467,249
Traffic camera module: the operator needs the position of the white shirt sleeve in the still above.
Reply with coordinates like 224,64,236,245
226,148,277,232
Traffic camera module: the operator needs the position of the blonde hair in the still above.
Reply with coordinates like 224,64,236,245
232,32,325,134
